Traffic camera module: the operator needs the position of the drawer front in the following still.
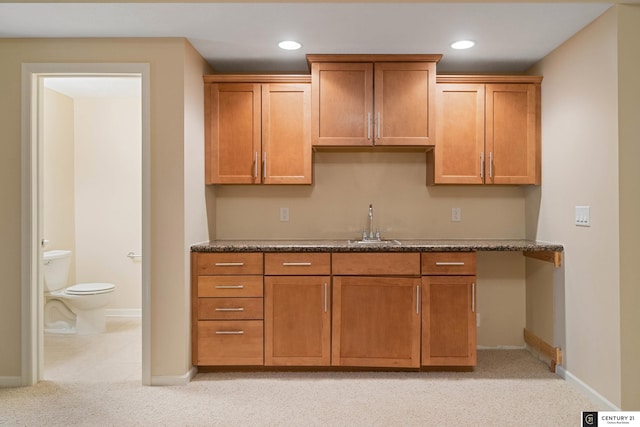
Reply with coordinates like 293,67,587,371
198,275,263,297
422,252,476,275
197,252,263,275
332,252,421,276
264,252,331,275
198,297,263,320
196,320,264,366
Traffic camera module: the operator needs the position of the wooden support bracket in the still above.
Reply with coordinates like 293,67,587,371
523,250,562,268
523,328,562,373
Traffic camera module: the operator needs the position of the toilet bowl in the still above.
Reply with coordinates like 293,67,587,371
43,250,116,334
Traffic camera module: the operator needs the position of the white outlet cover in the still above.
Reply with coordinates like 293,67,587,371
451,207,461,222
279,207,289,222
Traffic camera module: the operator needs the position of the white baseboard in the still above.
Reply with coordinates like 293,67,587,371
150,367,197,386
0,376,24,387
105,308,142,318
556,366,620,411
477,345,527,350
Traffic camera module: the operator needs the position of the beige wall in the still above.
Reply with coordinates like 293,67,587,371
0,38,209,380
73,95,142,311
526,7,622,406
215,151,527,240
617,4,640,411
43,88,77,286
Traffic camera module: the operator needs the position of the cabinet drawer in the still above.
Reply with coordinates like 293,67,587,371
196,320,264,366
197,252,263,275
264,252,331,275
198,297,263,320
422,252,476,275
198,276,263,297
332,252,420,276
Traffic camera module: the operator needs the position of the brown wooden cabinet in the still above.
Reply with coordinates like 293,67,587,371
421,252,477,366
204,75,312,184
429,76,541,185
331,252,421,368
264,253,331,366
308,55,440,147
192,252,264,366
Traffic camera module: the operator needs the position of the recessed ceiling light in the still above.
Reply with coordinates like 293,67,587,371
278,40,302,50
451,40,475,50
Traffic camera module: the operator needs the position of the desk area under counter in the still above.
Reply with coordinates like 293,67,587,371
190,239,563,371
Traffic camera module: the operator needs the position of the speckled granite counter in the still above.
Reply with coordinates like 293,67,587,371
191,239,563,253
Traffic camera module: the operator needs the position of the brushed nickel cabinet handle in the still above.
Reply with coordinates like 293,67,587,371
489,151,493,179
480,153,484,179
215,307,245,312
472,283,476,313
215,285,244,289
367,112,372,140
282,262,312,266
435,262,465,266
416,285,420,314
324,283,328,313
215,262,244,267
215,331,244,335
254,151,258,179
263,151,267,180
377,112,381,139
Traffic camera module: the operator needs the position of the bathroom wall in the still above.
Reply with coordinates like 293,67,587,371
43,85,142,313
43,88,77,286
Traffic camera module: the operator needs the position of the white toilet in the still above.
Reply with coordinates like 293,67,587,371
43,250,115,334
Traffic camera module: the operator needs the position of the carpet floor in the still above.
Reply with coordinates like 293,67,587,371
1,350,603,427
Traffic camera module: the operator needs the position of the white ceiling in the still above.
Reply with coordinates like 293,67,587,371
0,2,613,74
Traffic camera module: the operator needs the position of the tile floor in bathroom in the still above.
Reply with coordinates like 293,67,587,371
44,316,141,383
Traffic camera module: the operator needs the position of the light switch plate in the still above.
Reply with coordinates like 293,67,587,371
575,206,591,227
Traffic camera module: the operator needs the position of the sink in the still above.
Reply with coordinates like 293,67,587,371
347,239,402,246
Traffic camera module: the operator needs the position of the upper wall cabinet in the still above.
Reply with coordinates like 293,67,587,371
204,75,312,185
429,75,542,185
307,55,441,147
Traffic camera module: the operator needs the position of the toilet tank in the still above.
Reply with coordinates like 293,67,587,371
43,250,72,292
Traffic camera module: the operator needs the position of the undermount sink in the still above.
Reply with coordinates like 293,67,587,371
347,239,402,246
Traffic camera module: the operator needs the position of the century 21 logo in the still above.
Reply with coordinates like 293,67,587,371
583,412,597,426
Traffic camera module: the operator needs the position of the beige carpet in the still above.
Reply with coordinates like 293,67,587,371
0,350,603,427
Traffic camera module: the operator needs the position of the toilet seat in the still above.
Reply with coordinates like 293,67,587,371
65,282,115,295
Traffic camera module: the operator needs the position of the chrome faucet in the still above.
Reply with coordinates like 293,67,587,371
362,204,380,241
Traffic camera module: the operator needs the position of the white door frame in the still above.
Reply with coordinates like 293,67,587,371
21,63,151,385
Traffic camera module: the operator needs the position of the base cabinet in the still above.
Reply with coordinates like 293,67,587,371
332,276,421,368
264,276,331,366
421,252,477,366
192,250,477,369
192,252,264,366
421,276,476,366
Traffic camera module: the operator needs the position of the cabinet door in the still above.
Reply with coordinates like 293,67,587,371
422,276,476,366
374,62,436,146
332,276,421,368
433,84,485,184
486,84,540,185
264,276,331,366
205,83,261,184
311,62,374,146
262,84,312,184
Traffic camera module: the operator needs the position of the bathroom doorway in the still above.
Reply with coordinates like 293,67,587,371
42,76,142,381
22,64,151,385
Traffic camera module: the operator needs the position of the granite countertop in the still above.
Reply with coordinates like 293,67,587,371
191,239,563,253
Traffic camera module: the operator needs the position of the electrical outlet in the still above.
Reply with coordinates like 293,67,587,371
476,313,481,327
451,207,461,222
279,207,289,222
